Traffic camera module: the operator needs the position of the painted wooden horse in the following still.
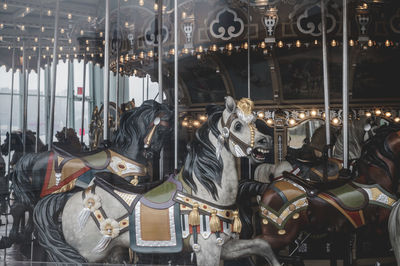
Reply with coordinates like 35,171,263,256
2,100,172,249
240,123,400,264
33,97,280,265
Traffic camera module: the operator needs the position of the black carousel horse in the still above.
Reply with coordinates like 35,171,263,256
0,100,173,249
1,130,46,168
0,128,84,248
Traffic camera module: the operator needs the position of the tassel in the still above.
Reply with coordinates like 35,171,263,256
189,202,201,252
232,210,242,233
210,209,221,233
77,207,91,231
92,235,112,253
189,202,200,226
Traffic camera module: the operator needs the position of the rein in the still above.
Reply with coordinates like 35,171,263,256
143,112,169,149
218,112,255,158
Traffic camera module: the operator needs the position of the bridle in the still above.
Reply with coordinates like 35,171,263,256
143,112,170,149
219,112,255,157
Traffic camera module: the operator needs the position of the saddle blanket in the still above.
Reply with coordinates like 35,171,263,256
40,152,91,197
129,176,183,253
318,182,397,228
40,149,147,198
129,202,183,253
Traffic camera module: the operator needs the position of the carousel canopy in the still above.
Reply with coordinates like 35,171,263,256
0,0,400,108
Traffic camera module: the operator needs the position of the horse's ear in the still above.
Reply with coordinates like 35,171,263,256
225,96,236,114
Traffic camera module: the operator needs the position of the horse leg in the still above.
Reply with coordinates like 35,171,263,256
106,246,130,264
0,202,24,248
23,208,34,236
220,238,280,266
193,234,223,266
343,233,354,266
329,232,337,266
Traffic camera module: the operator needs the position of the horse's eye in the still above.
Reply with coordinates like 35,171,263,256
234,122,242,132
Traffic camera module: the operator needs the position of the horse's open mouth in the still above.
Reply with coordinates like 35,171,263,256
251,146,271,162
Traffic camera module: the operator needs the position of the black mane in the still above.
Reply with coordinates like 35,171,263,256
111,100,170,151
182,105,224,200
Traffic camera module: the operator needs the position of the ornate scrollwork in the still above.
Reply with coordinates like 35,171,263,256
144,19,169,46
296,3,336,37
209,8,244,41
390,9,400,34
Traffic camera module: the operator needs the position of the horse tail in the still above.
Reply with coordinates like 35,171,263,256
33,192,87,263
388,201,400,264
237,179,269,239
12,152,41,208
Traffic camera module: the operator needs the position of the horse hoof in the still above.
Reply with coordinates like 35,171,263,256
192,243,201,252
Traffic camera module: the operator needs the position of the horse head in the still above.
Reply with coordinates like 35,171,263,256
183,96,274,202
1,131,23,155
220,96,273,162
112,100,173,162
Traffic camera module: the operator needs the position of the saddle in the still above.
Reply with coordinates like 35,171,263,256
285,156,351,191
41,148,150,198
84,174,241,254
95,172,162,195
53,145,111,170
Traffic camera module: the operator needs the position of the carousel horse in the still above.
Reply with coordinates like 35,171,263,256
90,99,135,150
1,130,46,168
240,122,400,265
253,115,377,185
1,100,173,249
33,97,280,265
55,127,85,152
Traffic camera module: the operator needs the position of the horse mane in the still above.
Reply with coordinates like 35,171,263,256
182,105,224,200
111,100,166,151
359,123,400,181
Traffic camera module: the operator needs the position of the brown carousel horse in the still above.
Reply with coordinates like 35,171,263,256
239,123,400,265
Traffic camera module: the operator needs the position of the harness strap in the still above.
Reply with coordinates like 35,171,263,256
81,185,130,235
220,112,255,156
144,113,169,148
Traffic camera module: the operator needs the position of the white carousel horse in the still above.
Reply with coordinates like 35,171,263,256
33,96,280,266
254,115,378,184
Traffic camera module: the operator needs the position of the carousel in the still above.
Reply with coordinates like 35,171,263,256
0,0,400,265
